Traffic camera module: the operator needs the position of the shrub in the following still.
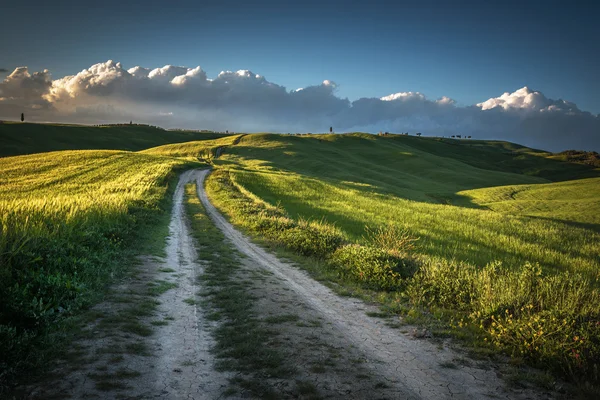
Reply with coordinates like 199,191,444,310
406,258,476,310
407,257,600,382
329,244,407,290
363,224,419,258
278,218,344,258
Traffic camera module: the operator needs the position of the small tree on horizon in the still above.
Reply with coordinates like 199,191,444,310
21,113,24,122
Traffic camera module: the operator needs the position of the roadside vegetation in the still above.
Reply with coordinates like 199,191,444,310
0,149,199,393
202,133,600,390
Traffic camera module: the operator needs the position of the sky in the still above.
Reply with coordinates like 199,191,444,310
0,0,598,151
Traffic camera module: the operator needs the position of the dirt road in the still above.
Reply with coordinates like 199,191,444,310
23,170,229,400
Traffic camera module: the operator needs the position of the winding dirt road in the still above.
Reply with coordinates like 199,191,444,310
23,169,549,399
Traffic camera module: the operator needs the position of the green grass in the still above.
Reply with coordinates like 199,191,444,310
202,132,600,388
211,134,600,277
147,280,178,296
459,177,600,227
141,134,244,162
3,125,599,392
0,148,198,392
0,122,233,157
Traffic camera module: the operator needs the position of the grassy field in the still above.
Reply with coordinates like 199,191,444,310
208,134,599,276
0,122,231,157
0,149,199,391
459,177,600,227
2,124,599,391
141,134,244,161
198,133,600,387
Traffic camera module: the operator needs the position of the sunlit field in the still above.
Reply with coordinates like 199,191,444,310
459,177,600,226
201,133,600,384
2,126,599,389
141,134,244,161
0,149,197,388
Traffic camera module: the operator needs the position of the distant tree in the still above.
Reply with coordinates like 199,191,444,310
130,120,132,125
21,113,24,122
416,132,422,137
457,135,462,138
451,135,455,138
330,126,333,133
467,135,471,139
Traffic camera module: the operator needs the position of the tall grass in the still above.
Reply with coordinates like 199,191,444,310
229,169,600,278
141,134,244,161
0,150,195,391
205,133,600,387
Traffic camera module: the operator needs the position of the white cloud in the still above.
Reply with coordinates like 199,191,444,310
0,66,52,102
476,86,583,115
436,96,456,105
0,61,598,152
380,91,426,102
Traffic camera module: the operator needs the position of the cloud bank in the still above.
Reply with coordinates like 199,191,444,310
1,60,598,151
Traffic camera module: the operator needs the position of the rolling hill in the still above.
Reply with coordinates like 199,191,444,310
3,124,599,389
0,122,231,157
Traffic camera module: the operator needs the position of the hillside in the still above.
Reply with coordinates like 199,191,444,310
459,177,600,226
207,133,599,274
0,149,199,389
0,122,231,157
141,134,244,161
201,132,600,387
3,127,600,392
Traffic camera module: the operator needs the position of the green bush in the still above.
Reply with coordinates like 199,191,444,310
406,258,476,310
328,244,408,290
278,219,344,258
407,258,600,382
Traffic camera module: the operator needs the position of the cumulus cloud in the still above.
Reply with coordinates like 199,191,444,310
0,66,53,119
477,86,583,115
0,60,598,152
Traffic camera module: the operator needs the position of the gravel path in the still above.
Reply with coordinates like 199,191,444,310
150,169,229,398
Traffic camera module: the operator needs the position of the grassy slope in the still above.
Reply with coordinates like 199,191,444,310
392,136,600,181
211,133,599,276
203,133,600,387
0,122,231,157
0,149,200,391
141,134,244,161
459,177,600,226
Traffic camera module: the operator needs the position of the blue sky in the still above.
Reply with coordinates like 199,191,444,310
1,0,598,151
1,0,598,112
